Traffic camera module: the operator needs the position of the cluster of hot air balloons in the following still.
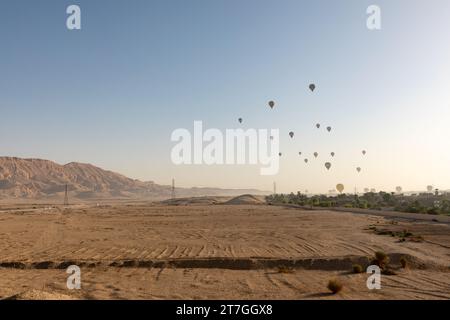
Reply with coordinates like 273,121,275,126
314,123,332,132
269,83,368,173
269,85,318,158
355,150,367,173
238,82,371,195
392,185,436,194
360,187,377,193
335,185,380,194
315,123,332,132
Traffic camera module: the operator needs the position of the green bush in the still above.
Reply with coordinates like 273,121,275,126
358,200,368,209
427,207,439,215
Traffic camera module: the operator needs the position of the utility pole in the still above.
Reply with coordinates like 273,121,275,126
171,179,176,199
64,184,69,206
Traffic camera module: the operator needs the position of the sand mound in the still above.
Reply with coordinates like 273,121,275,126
2,289,75,300
223,194,264,205
161,196,229,206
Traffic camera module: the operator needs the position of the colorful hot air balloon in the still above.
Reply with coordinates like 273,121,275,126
336,184,344,194
289,131,294,138
309,84,316,92
268,101,275,109
325,162,331,170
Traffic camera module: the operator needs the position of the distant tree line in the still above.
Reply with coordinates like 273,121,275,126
265,191,450,215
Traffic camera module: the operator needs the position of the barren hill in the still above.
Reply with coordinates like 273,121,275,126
0,157,267,200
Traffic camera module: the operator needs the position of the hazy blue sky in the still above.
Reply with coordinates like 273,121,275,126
1,0,449,193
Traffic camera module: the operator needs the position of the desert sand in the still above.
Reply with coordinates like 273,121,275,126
0,200,449,300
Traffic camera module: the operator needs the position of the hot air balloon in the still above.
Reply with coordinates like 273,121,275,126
326,126,332,132
356,167,361,173
396,186,402,194
270,136,273,140
316,123,320,129
362,150,366,155
279,152,282,157
313,152,318,158
331,152,335,157
298,152,302,156
309,84,316,92
427,185,433,193
304,159,308,163
268,101,275,109
289,131,294,138
325,162,331,170
238,118,242,123
336,184,344,194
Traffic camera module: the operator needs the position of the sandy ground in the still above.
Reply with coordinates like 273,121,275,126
0,203,449,299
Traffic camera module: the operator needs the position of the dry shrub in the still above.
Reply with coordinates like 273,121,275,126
400,256,408,268
373,251,390,269
327,279,343,294
352,264,363,274
277,266,295,274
